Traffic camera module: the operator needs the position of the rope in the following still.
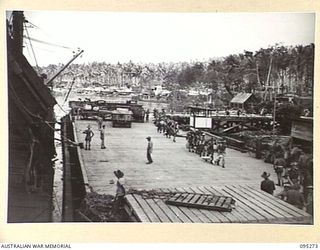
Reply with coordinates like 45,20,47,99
23,35,73,50
24,23,40,72
56,102,68,114
9,84,77,145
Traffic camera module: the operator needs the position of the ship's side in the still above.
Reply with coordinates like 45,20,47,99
7,11,57,222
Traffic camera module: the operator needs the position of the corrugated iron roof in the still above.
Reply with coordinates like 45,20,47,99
230,93,253,104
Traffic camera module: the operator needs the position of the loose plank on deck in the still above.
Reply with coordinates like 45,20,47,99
206,186,250,223
196,186,231,223
164,188,203,223
179,187,215,223
189,187,223,223
203,186,241,223
159,188,192,223
174,187,211,223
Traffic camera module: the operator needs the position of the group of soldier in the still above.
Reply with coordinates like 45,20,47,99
260,141,313,214
153,108,179,143
273,144,312,194
186,130,227,168
152,108,227,167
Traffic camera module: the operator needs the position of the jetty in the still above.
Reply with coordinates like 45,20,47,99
62,117,312,224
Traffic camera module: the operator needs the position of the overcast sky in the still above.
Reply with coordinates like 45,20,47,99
14,11,315,66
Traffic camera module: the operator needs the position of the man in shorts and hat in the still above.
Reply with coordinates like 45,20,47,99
274,154,286,186
260,171,275,195
83,125,94,150
146,136,153,164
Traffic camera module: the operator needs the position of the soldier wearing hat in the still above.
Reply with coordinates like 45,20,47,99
112,169,126,213
260,172,275,195
83,124,94,150
276,183,291,200
146,136,153,164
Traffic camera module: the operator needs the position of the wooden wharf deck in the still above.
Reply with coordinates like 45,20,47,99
73,120,312,224
124,185,311,224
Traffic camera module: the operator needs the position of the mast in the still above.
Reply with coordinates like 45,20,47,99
12,11,24,56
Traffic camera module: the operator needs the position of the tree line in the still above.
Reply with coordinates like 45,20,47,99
41,43,314,98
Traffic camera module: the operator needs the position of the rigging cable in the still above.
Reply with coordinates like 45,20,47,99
23,36,73,50
9,83,76,145
23,22,40,72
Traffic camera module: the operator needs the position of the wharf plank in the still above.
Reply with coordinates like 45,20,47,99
240,185,310,219
164,188,203,223
230,185,287,220
188,187,222,223
175,193,191,203
189,193,202,204
224,185,276,221
132,194,160,222
125,195,150,222
178,187,214,223
195,193,210,205
124,185,310,224
214,197,225,207
220,186,266,223
171,187,207,223
159,188,192,223
205,195,219,206
152,198,182,223
171,193,183,201
196,186,231,223
143,198,171,222
236,185,297,220
216,187,259,223
204,187,241,223
206,186,249,223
